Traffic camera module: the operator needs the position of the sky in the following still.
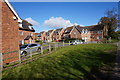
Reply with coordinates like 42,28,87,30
10,2,118,33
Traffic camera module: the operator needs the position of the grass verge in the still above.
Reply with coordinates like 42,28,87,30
2,44,117,79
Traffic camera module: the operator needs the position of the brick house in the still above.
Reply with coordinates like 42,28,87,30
19,20,35,46
76,24,104,42
1,0,22,64
39,31,46,41
52,28,65,41
63,24,104,42
45,30,55,42
34,33,40,41
63,25,81,39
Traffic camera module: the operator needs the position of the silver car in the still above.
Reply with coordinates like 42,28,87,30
70,40,83,45
20,43,41,56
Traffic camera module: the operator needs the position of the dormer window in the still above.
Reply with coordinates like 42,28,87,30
29,26,32,30
13,16,17,20
30,33,33,36
82,29,85,33
85,29,88,34
19,23,22,28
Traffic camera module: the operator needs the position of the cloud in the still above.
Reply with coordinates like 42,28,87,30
44,17,77,28
25,17,40,27
80,24,84,27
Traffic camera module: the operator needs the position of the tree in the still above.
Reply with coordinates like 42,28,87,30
99,8,119,39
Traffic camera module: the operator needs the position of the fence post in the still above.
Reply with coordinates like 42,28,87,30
49,43,51,53
41,46,43,54
55,42,56,50
0,53,3,80
30,48,32,58
57,42,59,48
63,41,64,47
18,50,21,63
69,41,70,45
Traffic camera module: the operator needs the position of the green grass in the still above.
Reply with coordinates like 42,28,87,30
110,39,119,43
2,44,117,79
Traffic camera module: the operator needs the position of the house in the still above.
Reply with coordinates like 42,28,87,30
19,20,35,46
76,24,104,42
63,25,81,39
1,0,22,64
34,33,40,41
63,24,105,42
39,31,46,41
45,30,55,42
52,28,65,41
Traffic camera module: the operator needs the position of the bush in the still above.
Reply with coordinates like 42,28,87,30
35,40,40,42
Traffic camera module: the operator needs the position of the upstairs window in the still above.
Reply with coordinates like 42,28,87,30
29,26,32,30
98,31,102,34
74,32,76,34
97,36,102,39
30,33,33,36
20,40,24,45
19,23,22,27
85,29,88,34
20,31,23,35
65,30,68,32
82,29,85,33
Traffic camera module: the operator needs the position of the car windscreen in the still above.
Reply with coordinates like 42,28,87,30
20,44,28,48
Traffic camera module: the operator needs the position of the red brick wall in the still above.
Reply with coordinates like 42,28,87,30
0,1,2,55
70,27,81,39
81,32,91,42
2,2,19,64
41,32,46,41
90,31,103,42
59,28,64,40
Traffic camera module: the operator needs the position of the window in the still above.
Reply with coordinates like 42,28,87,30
20,40,24,45
30,33,33,36
82,29,85,33
20,31,23,35
85,29,88,34
97,36,102,39
19,23,22,27
74,32,76,34
29,26,32,30
98,31,102,34
29,44,37,47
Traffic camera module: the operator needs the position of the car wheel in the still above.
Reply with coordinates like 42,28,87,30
37,47,41,51
22,51,27,56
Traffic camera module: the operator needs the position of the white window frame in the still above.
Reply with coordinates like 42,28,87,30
30,33,33,36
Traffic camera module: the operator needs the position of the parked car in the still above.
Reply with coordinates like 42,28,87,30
70,40,83,45
20,43,41,56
